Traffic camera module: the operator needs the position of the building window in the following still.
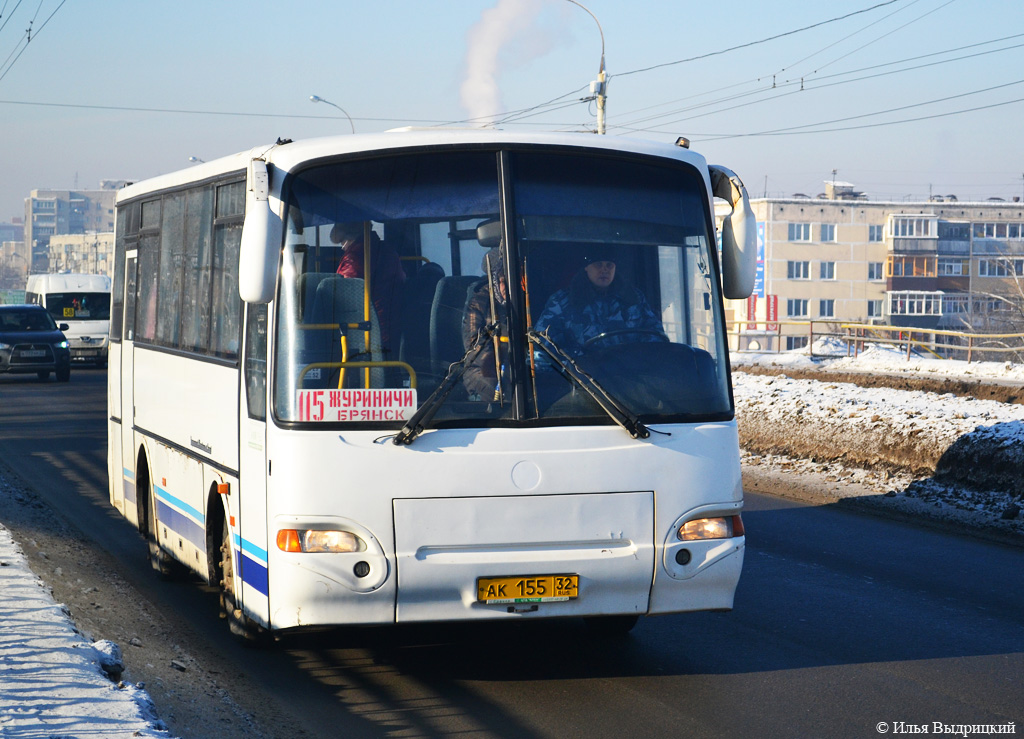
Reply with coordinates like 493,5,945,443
888,291,942,316
788,222,811,242
786,336,809,351
867,299,883,318
787,298,808,318
787,260,810,279
820,261,835,280
937,258,969,276
978,258,1024,277
973,297,1012,313
972,222,1023,239
887,255,936,278
819,299,835,318
868,224,884,242
891,216,935,238
820,224,836,242
942,295,968,315
868,262,884,281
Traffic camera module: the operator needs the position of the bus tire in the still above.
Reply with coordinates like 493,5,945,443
218,516,266,644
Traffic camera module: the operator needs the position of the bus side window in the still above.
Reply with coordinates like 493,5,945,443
245,303,268,420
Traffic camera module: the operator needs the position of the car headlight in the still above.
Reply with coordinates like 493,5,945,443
0,342,10,350
276,529,365,553
677,515,744,541
55,340,69,349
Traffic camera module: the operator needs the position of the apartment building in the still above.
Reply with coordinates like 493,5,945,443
24,182,124,272
734,182,1024,350
46,232,115,277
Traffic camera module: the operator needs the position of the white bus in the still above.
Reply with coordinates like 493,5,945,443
107,130,756,638
26,273,112,367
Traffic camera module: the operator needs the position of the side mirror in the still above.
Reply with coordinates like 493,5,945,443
710,165,757,300
238,159,283,304
59,323,69,331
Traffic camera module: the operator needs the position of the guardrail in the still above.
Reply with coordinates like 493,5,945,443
727,319,1024,363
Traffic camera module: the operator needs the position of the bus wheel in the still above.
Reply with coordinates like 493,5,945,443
584,614,639,638
219,517,266,644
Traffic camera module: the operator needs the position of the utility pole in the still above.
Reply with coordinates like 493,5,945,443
567,0,606,135
592,61,607,135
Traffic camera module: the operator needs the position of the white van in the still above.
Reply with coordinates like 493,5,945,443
25,273,111,367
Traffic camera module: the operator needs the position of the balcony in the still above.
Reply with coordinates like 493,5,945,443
891,237,937,254
936,239,970,255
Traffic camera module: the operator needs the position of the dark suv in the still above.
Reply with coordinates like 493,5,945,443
0,304,72,382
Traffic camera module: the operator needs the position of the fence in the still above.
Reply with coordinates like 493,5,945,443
727,319,1024,363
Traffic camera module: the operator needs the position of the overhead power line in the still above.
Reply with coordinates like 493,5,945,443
612,38,1024,133
612,0,906,80
693,93,1024,141
0,0,67,84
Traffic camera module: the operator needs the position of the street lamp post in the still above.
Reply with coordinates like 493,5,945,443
309,95,356,134
566,0,607,134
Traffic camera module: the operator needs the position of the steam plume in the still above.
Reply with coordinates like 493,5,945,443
460,0,548,126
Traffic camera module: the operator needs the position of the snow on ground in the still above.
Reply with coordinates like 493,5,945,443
0,518,174,738
732,339,1024,538
733,335,1024,383
0,339,1020,738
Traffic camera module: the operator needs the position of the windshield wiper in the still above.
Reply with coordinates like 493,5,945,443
392,322,497,446
528,329,650,440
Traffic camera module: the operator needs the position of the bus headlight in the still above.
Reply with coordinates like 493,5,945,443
276,529,365,553
677,515,744,541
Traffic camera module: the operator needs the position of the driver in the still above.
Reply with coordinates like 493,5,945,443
534,247,664,357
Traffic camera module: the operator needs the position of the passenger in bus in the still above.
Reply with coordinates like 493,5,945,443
331,221,406,353
534,248,664,357
462,247,508,400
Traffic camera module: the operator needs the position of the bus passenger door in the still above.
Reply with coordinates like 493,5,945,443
236,303,271,628
120,252,140,526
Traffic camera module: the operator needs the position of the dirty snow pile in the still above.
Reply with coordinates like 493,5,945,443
735,335,1024,384
732,339,1024,538
0,522,175,738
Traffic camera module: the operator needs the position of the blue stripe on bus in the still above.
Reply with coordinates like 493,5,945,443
233,533,268,564
122,468,137,505
153,486,206,552
237,549,269,595
123,479,136,505
154,485,205,524
143,482,269,596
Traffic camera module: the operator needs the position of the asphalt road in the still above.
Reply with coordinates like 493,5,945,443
0,370,1021,739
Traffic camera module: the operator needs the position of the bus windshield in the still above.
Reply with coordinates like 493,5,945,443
43,292,111,321
275,148,731,430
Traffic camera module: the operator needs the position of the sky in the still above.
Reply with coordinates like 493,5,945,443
2,0,1024,223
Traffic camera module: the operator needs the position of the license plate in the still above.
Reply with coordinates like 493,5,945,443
18,350,45,358
477,574,579,604
76,350,98,356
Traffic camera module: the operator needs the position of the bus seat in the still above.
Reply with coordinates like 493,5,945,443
308,276,384,388
429,275,479,369
297,272,335,322
398,262,444,373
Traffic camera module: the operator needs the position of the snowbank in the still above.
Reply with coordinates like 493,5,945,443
732,341,1024,538
733,336,1024,384
733,371,1024,486
0,522,174,738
